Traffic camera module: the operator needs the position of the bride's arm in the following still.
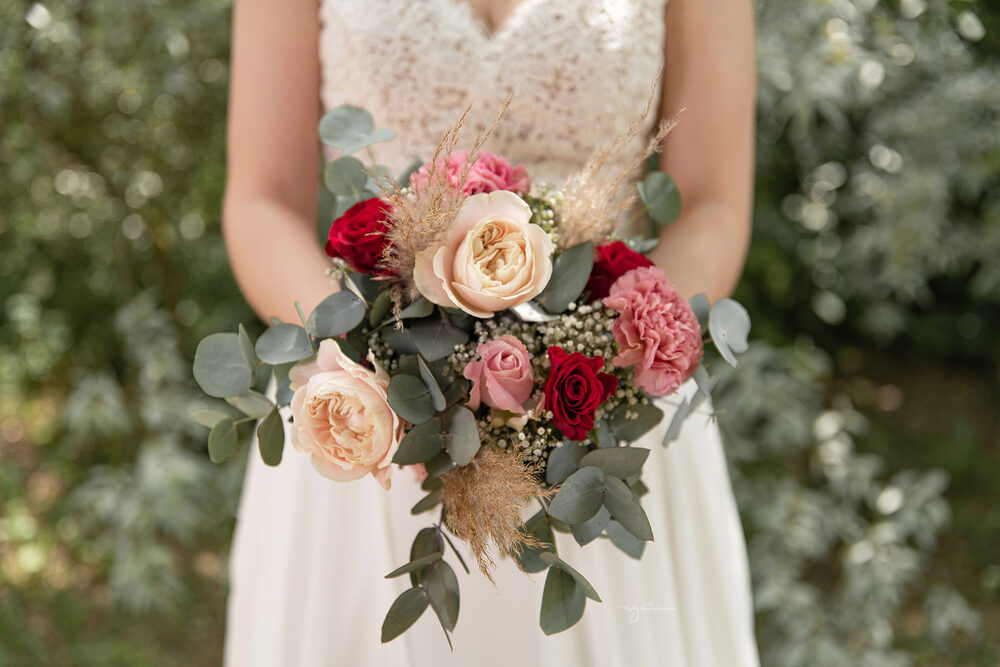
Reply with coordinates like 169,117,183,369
648,0,756,302
222,0,334,323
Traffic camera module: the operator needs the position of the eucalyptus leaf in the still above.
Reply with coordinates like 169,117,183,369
387,374,437,425
546,441,588,485
193,332,252,398
603,475,653,541
514,509,555,573
393,418,445,465
382,326,419,355
538,552,602,602
307,291,367,338
257,407,284,466
424,450,454,477
609,402,664,442
625,236,660,254
399,298,434,320
607,520,646,559
663,388,707,446
689,293,711,329
237,324,257,385
254,324,313,365
422,560,460,631
708,298,751,366
411,489,443,515
693,363,713,399
397,158,424,188
226,390,274,419
638,170,682,226
443,405,480,466
417,355,447,412
369,291,393,327
439,530,471,575
320,105,396,155
384,551,443,579
536,241,594,314
192,409,232,429
207,417,238,463
547,466,606,524
595,420,618,448
273,362,294,407
323,156,368,196
570,506,611,547
539,567,586,635
578,447,650,480
380,587,428,644
365,164,395,193
409,527,444,587
409,319,470,362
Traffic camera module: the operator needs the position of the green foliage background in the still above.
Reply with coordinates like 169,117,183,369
0,0,997,664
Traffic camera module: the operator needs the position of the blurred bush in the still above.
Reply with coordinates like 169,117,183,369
0,0,997,664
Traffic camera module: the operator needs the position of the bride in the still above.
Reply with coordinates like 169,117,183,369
221,0,758,665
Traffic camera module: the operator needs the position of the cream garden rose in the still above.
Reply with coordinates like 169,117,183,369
413,190,554,317
288,339,403,489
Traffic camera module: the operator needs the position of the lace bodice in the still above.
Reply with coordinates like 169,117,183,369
319,0,668,184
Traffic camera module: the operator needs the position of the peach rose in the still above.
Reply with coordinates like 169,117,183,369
602,266,703,397
288,340,403,489
413,190,554,317
463,335,534,413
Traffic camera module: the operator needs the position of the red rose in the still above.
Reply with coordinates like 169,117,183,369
325,198,392,274
585,241,654,302
543,347,619,441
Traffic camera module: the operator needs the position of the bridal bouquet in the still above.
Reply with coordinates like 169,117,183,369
192,100,750,646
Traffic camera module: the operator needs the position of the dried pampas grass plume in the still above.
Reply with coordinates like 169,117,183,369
440,445,552,584
377,97,514,313
556,76,679,249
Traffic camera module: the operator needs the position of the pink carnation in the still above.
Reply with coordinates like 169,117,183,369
602,266,703,397
409,150,530,196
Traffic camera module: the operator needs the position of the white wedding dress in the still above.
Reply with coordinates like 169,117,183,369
224,1,760,665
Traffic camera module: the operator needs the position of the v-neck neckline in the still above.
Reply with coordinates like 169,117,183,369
449,0,540,40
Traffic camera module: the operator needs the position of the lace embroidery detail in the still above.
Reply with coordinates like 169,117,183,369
319,0,667,185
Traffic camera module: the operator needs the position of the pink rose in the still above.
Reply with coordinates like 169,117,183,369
409,150,530,196
413,190,554,317
602,266,703,397
288,340,404,489
463,335,534,413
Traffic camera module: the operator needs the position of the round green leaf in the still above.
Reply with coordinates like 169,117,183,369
409,319,470,362
536,241,594,314
603,475,653,541
192,409,232,429
399,298,434,320
193,333,252,398
443,405,480,466
393,419,445,465
638,170,682,225
207,417,238,463
570,505,611,547
307,291,367,338
237,323,257,385
417,355,447,412
380,587,428,643
255,324,313,365
257,407,284,466
708,297,751,367
607,519,646,559
689,292,711,328
324,156,368,196
387,374,437,425
410,527,444,586
547,466,606,524
546,441,588,485
609,403,664,443
539,567,586,635
514,509,556,574
579,447,650,479
226,390,275,419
